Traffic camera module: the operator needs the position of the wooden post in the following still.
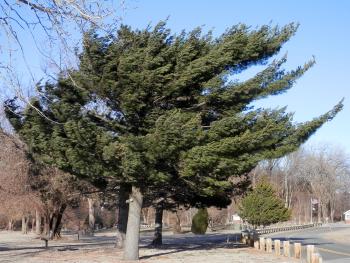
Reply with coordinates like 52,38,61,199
266,238,272,253
274,239,281,256
249,237,254,247
241,232,248,244
311,253,320,263
307,245,315,263
254,240,259,250
294,242,301,259
283,240,290,257
259,237,265,251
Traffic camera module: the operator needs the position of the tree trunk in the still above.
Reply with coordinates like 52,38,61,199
330,200,335,223
317,199,322,223
44,214,50,236
87,198,95,235
141,208,148,225
166,211,170,227
50,214,57,239
8,219,13,231
173,211,181,234
50,204,67,239
31,217,35,232
115,183,130,249
21,216,28,234
322,202,328,223
123,186,143,261
36,210,41,235
151,204,163,247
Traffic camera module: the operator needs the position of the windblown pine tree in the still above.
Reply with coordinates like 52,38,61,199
6,22,343,260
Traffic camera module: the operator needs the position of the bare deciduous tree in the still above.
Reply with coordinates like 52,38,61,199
0,0,126,106
301,145,349,222
0,129,41,231
251,144,350,224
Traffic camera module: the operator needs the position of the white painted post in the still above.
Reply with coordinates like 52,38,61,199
275,239,281,256
266,238,272,253
283,240,290,257
311,252,320,263
307,245,315,263
254,240,259,250
294,242,301,259
259,237,265,251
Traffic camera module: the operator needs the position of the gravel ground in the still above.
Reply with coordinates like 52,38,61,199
0,230,299,263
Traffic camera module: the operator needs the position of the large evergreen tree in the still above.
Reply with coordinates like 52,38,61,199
6,22,343,260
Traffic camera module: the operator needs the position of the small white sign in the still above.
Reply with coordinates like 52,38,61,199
232,214,241,221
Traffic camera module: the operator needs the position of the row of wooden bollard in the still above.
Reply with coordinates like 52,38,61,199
253,237,323,263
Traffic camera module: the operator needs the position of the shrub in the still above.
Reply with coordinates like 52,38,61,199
191,208,208,234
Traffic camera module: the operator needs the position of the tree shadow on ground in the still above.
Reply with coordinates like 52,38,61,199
0,241,114,252
0,232,245,261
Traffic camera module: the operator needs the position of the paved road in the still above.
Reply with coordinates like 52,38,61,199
264,224,350,262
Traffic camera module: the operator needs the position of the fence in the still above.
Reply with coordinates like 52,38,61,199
252,237,323,263
241,223,323,263
255,223,322,235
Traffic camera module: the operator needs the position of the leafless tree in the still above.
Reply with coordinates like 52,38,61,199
0,126,98,236
0,0,126,107
0,129,41,231
250,144,350,224
300,145,349,222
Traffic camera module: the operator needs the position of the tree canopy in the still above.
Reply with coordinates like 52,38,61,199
5,21,343,260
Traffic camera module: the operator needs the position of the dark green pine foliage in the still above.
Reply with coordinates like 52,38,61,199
191,208,209,234
6,22,343,215
238,181,291,228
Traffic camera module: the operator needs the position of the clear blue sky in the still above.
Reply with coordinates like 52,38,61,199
120,0,349,153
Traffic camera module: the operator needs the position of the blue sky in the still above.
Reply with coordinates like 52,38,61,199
120,0,349,153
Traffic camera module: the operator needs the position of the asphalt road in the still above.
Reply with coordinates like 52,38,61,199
264,224,350,262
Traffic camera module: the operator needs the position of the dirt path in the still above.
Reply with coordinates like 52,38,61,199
0,230,297,263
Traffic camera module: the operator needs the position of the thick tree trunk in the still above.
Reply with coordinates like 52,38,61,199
151,204,163,247
36,210,41,235
50,204,67,239
115,184,130,249
123,186,143,261
50,214,57,239
87,198,95,235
